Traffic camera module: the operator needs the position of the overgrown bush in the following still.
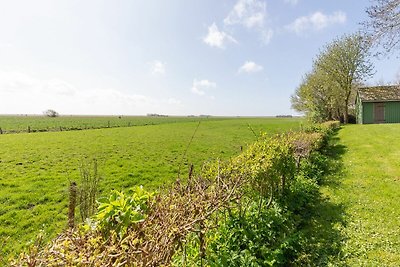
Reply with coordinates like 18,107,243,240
320,120,341,132
298,152,330,183
174,133,331,266
204,202,295,267
12,123,341,266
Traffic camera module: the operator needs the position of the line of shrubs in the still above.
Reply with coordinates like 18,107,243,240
12,121,341,266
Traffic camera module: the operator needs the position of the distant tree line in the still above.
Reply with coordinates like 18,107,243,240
147,113,168,117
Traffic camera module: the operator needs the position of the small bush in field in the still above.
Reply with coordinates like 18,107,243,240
43,109,59,117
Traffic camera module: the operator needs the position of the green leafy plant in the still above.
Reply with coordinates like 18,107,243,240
205,202,295,267
95,186,153,238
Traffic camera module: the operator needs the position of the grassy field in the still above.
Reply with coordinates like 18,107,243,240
323,124,400,266
0,117,301,261
0,115,222,133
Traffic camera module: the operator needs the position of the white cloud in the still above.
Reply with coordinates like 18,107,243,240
44,79,77,96
0,70,180,115
238,61,263,73
395,68,400,83
286,11,346,35
167,97,181,105
0,71,39,93
203,23,237,48
150,60,166,75
191,79,216,96
261,29,274,44
0,42,13,48
284,0,299,6
224,0,266,29
223,0,273,45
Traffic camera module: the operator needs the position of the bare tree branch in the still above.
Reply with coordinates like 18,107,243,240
363,0,400,56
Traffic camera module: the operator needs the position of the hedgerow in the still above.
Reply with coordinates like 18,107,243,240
12,121,340,266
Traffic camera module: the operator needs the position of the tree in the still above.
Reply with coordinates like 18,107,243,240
291,70,342,122
292,34,374,123
315,34,374,123
44,109,59,117
364,0,400,55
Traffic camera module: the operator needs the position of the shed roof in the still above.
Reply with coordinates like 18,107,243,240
358,85,400,102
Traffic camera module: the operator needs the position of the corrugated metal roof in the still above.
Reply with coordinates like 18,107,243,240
358,85,400,102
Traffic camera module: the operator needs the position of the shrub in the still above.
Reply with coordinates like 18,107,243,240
204,202,296,267
298,152,329,183
13,123,338,266
320,120,341,132
94,186,153,238
282,174,320,218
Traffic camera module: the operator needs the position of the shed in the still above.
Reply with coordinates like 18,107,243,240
356,85,400,124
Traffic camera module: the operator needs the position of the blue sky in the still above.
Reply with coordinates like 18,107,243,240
0,0,398,116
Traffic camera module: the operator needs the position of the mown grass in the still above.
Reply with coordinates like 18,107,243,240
0,117,301,261
323,124,400,266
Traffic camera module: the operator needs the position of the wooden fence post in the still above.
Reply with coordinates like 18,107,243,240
68,181,77,229
199,221,205,267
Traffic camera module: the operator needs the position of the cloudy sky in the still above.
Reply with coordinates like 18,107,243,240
0,0,398,116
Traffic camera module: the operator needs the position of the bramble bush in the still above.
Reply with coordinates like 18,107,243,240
12,121,340,266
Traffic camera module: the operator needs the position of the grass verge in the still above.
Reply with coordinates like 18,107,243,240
323,124,400,266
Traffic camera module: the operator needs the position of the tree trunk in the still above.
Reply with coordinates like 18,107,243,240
343,104,349,124
344,90,351,124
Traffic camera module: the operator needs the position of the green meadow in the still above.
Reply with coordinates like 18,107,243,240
0,117,301,260
0,115,221,133
323,124,400,266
